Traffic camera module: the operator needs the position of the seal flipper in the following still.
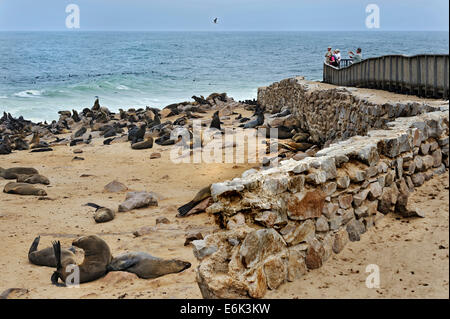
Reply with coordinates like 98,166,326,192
177,201,196,217
107,257,139,272
51,241,64,286
28,236,40,256
84,203,102,211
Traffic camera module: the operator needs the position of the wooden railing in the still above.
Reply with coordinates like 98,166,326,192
323,54,449,99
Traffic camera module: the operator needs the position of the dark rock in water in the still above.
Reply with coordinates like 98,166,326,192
30,148,53,153
14,138,29,150
74,127,87,138
131,138,154,150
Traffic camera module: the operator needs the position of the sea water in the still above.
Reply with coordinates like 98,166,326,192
0,31,448,121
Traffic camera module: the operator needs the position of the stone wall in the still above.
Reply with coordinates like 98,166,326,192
258,77,441,146
192,95,449,298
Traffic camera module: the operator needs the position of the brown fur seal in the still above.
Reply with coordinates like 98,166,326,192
177,185,211,217
28,236,76,267
85,203,115,223
1,167,39,179
16,174,50,185
107,252,191,279
3,182,47,196
131,137,153,150
51,235,112,285
210,111,221,130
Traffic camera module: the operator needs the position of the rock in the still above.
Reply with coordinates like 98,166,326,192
94,207,115,223
411,173,425,187
336,175,350,189
293,152,308,161
434,164,446,175
332,228,349,254
305,238,325,269
287,190,326,221
420,143,430,155
184,232,204,246
378,188,394,214
353,189,370,207
338,194,353,209
315,216,329,232
263,257,286,290
322,202,339,219
422,155,434,170
287,245,307,281
262,176,289,195
254,210,288,229
118,191,158,212
104,180,128,193
322,182,337,196
287,175,305,193
192,240,218,261
432,149,442,168
368,182,382,200
280,220,315,246
346,219,366,241
132,226,154,237
73,149,83,154
150,152,161,159
156,216,170,224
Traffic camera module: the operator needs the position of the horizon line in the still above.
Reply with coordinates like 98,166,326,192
0,29,449,32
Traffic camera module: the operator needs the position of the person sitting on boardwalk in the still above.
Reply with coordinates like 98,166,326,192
325,46,333,64
349,48,363,64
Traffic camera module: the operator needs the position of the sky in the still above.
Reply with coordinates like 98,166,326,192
0,0,448,31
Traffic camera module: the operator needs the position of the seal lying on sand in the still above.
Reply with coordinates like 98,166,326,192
177,185,211,217
28,236,76,267
51,235,112,285
85,203,115,223
3,182,47,196
1,167,39,179
107,252,191,279
16,174,50,185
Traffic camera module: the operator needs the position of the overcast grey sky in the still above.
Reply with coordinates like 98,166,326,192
0,0,448,31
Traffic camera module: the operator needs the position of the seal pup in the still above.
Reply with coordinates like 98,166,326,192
107,252,191,279
85,203,115,223
209,111,221,130
51,235,112,285
177,185,211,217
3,182,47,196
28,236,76,267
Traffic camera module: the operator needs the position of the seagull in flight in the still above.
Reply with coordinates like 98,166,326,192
213,17,218,24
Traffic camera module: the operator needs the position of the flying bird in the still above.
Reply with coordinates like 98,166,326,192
213,18,218,24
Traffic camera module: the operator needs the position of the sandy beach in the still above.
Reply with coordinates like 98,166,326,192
0,101,448,299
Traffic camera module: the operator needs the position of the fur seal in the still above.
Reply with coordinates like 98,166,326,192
28,236,76,267
107,252,191,279
131,137,153,150
3,182,47,196
177,185,212,217
16,174,50,185
210,111,221,130
85,203,115,223
51,235,112,285
1,167,38,179
243,111,264,129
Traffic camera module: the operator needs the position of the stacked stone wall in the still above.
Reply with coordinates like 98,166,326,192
193,84,449,299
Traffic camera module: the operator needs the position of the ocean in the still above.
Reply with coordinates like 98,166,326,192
0,31,448,121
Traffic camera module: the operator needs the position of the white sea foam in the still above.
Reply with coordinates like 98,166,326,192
13,90,43,98
0,95,7,99
116,85,130,90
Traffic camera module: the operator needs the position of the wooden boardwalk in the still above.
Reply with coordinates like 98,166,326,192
323,54,449,99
